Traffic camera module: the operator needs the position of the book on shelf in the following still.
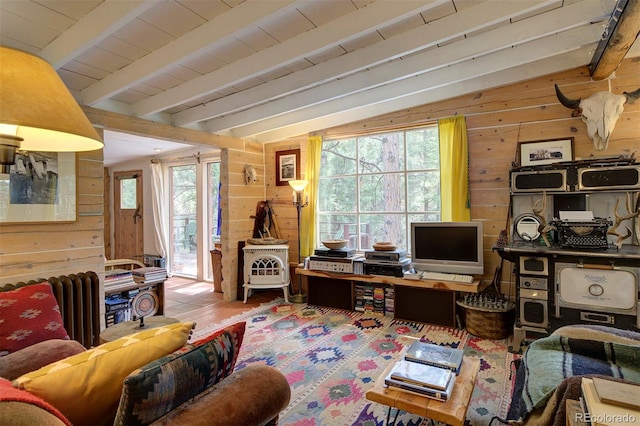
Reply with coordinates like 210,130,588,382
384,369,455,401
131,266,167,283
388,359,453,391
581,377,640,426
404,340,464,374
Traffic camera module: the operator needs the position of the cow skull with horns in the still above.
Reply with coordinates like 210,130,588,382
555,84,640,150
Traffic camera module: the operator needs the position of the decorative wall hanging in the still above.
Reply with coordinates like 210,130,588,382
275,149,300,186
518,138,574,167
0,151,76,223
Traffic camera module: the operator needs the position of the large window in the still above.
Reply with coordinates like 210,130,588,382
318,126,440,252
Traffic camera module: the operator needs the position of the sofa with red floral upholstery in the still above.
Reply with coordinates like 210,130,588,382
0,280,290,426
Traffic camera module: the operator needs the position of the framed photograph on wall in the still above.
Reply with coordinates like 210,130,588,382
275,149,300,186
0,151,76,223
518,138,574,167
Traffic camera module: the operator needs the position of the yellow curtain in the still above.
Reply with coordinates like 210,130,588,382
438,116,470,222
300,136,322,257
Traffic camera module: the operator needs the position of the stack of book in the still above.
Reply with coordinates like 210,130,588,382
384,340,464,401
384,287,395,317
579,377,640,425
104,295,131,326
131,266,167,283
104,268,136,292
354,284,386,315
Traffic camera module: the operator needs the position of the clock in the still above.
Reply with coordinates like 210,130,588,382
514,214,542,241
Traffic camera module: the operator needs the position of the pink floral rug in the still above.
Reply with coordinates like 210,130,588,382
193,300,518,425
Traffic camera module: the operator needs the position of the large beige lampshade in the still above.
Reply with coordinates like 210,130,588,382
0,46,103,152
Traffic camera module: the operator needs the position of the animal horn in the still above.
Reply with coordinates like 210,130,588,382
623,87,640,103
554,84,581,109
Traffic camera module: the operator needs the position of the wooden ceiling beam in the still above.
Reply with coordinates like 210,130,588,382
589,0,640,80
82,105,244,150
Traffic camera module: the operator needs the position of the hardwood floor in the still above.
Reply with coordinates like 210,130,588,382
163,276,284,327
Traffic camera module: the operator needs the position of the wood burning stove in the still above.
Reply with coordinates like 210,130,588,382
242,244,290,303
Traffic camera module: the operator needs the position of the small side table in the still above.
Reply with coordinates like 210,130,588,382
366,355,480,426
99,316,179,344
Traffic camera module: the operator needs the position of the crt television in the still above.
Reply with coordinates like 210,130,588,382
410,221,484,275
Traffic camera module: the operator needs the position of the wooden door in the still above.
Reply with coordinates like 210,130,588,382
114,171,143,260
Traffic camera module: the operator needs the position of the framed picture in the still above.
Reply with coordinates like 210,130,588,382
0,151,76,223
518,138,574,167
275,149,300,186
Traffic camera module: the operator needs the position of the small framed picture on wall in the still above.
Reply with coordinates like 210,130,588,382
518,138,574,167
0,151,76,223
275,149,300,186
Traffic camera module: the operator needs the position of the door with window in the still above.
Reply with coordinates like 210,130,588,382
114,171,143,260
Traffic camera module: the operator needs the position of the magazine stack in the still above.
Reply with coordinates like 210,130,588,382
104,268,136,292
131,266,167,284
384,340,464,401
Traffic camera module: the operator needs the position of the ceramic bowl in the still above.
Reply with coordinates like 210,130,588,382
372,241,397,251
322,240,348,250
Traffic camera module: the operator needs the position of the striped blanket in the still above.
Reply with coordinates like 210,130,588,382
507,328,640,423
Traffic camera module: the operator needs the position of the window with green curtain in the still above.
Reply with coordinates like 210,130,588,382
317,125,440,253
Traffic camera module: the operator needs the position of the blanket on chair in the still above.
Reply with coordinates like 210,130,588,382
507,333,640,423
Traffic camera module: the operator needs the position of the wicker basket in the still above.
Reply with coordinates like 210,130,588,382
457,301,515,340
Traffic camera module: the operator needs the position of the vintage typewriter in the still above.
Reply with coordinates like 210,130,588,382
552,213,612,249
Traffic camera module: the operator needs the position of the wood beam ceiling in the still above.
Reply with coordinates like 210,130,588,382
590,0,640,80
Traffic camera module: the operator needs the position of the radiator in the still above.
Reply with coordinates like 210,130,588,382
2,272,101,348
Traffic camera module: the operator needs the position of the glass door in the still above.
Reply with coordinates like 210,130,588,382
168,159,221,279
206,162,221,280
170,165,197,277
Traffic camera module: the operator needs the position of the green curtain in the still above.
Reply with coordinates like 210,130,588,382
300,136,322,257
438,116,470,222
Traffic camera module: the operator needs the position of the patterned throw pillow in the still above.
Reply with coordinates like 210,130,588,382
114,321,246,426
14,321,195,426
0,282,68,355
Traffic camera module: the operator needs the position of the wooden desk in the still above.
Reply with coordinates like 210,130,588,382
296,268,488,327
366,356,480,426
296,269,485,293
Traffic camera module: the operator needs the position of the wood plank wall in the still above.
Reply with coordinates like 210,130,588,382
220,141,266,301
0,149,106,285
267,60,640,297
264,138,309,263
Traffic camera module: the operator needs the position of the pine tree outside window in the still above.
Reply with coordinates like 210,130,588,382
318,126,440,252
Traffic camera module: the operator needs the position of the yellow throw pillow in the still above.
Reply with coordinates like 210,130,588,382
13,321,195,426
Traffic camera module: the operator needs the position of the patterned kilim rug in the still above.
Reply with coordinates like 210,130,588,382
192,299,518,426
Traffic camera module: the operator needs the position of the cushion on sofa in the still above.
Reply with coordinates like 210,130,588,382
0,283,69,355
0,377,71,426
14,321,195,426
114,321,246,426
0,339,85,381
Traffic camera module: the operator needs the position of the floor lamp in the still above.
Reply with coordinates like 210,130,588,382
289,179,308,304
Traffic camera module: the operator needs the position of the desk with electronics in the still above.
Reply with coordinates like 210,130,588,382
297,225,490,328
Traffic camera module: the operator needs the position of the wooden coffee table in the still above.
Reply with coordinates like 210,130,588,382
366,355,480,426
